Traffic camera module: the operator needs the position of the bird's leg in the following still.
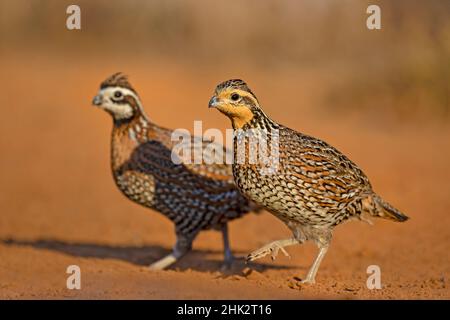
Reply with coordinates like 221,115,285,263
148,233,192,270
247,238,299,262
221,224,234,270
300,245,329,284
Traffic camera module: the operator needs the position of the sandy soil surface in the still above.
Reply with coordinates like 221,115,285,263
0,54,449,299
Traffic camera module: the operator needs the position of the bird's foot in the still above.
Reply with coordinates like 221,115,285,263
220,255,235,272
299,278,315,285
246,241,291,263
288,276,315,289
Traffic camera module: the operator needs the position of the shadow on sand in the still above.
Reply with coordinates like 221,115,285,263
1,238,294,274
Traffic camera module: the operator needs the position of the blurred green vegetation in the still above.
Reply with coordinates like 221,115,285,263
0,0,448,119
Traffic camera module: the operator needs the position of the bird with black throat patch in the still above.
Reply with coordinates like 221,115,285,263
91,73,260,270
208,79,408,284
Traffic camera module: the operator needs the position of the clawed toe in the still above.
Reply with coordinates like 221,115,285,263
300,278,315,285
246,252,260,263
246,250,267,262
246,242,291,263
288,276,315,289
277,246,290,259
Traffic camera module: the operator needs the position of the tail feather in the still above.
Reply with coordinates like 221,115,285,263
362,194,409,222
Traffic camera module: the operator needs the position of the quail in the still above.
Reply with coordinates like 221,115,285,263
92,73,258,270
209,79,408,283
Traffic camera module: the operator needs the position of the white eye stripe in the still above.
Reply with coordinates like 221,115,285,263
97,86,150,121
100,87,142,108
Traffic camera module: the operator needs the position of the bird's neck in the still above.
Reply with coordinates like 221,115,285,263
232,109,281,168
113,113,151,141
240,108,279,132
110,113,151,172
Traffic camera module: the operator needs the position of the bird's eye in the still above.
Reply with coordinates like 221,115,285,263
114,91,123,98
231,93,240,101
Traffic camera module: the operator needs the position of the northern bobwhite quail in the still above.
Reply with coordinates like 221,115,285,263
209,79,408,283
92,73,258,270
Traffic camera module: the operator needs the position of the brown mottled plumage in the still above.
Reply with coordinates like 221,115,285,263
92,73,258,270
209,79,408,283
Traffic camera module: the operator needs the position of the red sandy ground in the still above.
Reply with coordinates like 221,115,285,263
0,54,449,299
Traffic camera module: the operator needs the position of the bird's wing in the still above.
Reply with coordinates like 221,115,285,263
279,127,372,206
146,124,234,184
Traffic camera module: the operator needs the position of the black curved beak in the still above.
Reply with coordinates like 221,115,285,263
208,96,220,108
92,95,103,106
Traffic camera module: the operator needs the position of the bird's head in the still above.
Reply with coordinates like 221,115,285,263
92,73,144,122
208,79,261,129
